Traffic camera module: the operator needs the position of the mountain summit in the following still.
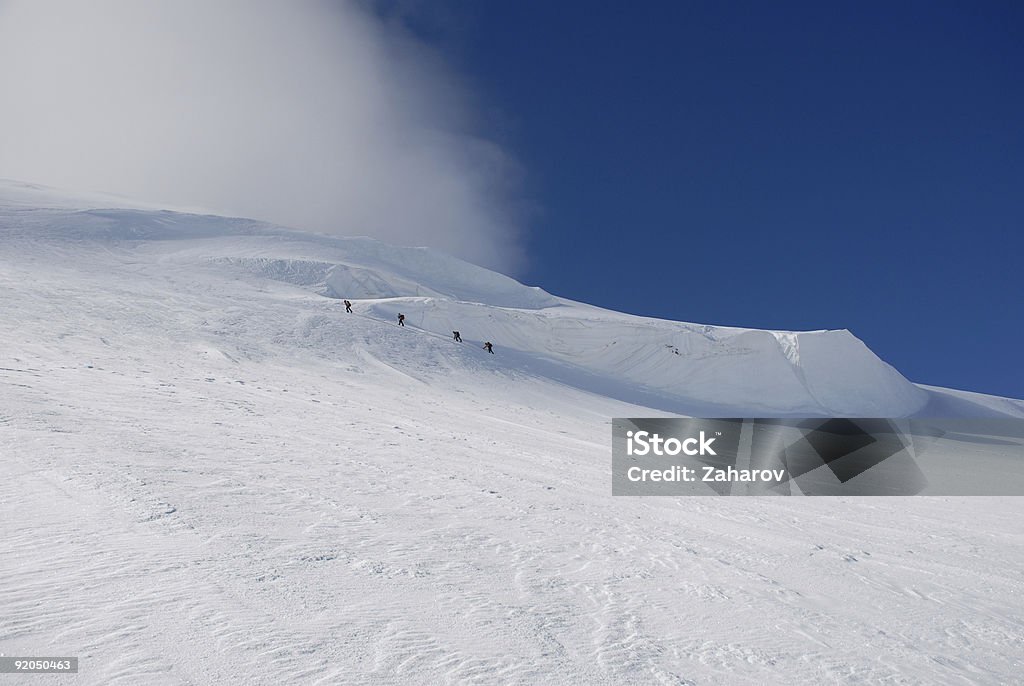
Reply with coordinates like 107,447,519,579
2,179,1018,418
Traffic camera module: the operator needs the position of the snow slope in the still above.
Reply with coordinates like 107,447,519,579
2,180,1023,685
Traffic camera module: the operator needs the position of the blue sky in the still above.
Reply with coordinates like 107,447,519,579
407,1,1023,399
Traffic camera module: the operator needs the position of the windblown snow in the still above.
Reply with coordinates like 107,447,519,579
2,180,1022,685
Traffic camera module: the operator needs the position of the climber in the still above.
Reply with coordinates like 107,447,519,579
483,341,494,354
453,331,462,342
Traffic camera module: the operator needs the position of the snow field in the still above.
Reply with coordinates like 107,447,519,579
2,181,1023,684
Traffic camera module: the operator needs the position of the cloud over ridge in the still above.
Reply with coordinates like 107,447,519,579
0,0,526,271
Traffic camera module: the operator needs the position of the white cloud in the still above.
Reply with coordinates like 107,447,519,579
0,0,527,271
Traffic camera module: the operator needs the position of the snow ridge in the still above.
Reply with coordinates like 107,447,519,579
0,178,1017,420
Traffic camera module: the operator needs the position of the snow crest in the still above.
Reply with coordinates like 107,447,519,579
0,179,1006,417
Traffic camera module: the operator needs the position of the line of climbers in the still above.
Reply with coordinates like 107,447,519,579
341,300,496,355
